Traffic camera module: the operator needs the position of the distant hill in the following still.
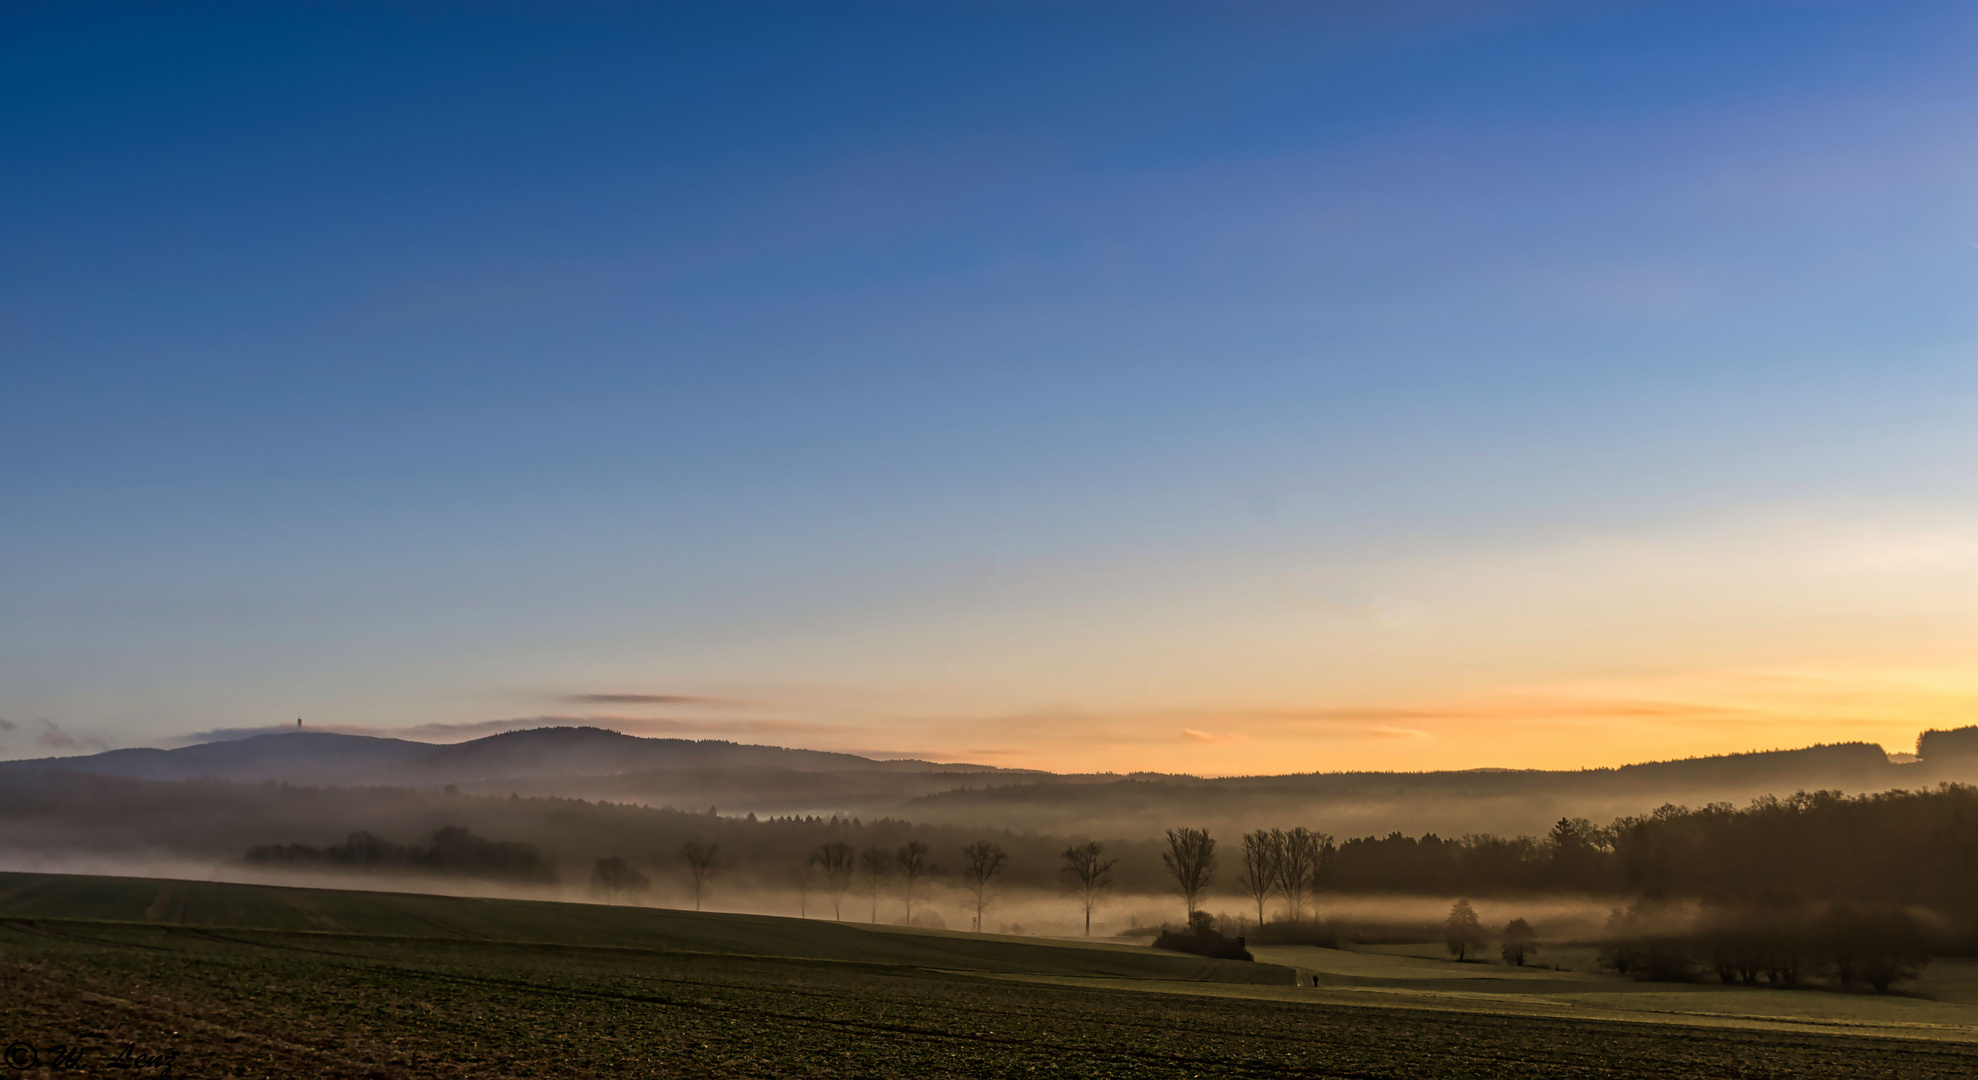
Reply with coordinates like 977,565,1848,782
9,724,1978,839
0,726,1012,791
898,736,1978,839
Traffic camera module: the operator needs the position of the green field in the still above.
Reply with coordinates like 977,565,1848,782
3,873,1976,1077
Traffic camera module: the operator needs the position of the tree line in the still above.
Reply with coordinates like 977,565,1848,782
1591,895,1935,993
245,825,556,883
1138,786,1978,915
1430,896,1929,994
233,783,1978,939
588,834,1121,935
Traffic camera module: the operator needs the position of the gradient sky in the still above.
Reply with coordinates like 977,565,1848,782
6,2,1978,773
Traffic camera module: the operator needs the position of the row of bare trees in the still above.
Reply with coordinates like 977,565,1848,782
797,827,1277,934
799,838,1121,933
600,824,1575,937
801,840,947,923
1236,827,1331,925
788,826,1317,932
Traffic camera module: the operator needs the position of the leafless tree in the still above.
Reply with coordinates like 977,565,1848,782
961,840,1007,932
1162,827,1216,920
680,840,719,911
1238,830,1281,928
1275,827,1327,923
811,841,856,921
896,840,935,925
1060,841,1117,936
858,845,890,923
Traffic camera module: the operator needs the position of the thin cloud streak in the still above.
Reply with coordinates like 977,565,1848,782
562,693,738,706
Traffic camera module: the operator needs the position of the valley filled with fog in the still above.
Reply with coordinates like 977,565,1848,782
8,724,1978,949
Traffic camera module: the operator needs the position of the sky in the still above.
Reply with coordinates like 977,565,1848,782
5,1,1978,774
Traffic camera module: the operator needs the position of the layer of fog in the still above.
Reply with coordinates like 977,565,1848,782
0,848,1621,944
898,773,1978,846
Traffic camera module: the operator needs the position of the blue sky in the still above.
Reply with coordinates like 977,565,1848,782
6,2,1978,771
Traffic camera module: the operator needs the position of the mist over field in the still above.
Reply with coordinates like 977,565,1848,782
7,724,1978,946
0,833,1627,945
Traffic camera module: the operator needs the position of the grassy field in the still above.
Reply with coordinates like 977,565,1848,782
1237,943,1978,1041
2,873,1976,1077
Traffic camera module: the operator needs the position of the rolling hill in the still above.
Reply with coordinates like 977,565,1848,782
7,723,1978,841
3,726,1010,788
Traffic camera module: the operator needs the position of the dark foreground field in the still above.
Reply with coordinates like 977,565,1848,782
1,873,1973,1078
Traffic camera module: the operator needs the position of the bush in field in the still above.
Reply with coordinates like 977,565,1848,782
1153,910,1253,961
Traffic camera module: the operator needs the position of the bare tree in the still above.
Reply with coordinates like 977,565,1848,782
1445,899,1485,961
857,845,890,923
680,840,719,911
811,841,856,921
1238,830,1281,928
1275,827,1327,923
1501,917,1537,966
1162,827,1216,920
960,841,1007,933
896,840,935,925
1060,841,1117,937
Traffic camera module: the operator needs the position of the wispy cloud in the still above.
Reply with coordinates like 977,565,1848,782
35,719,108,753
1258,698,1756,729
496,714,821,737
563,693,736,706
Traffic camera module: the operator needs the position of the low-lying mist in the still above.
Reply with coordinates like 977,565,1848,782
0,844,1622,947
8,737,1978,972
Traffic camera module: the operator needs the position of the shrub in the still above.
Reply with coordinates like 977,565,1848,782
1153,911,1254,961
